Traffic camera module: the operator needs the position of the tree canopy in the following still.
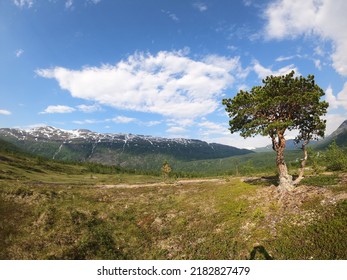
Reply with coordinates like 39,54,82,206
222,71,328,191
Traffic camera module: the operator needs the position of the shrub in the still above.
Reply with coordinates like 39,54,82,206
324,141,347,171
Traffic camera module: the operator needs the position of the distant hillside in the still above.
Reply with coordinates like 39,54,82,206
0,126,253,169
254,119,347,153
315,120,347,149
254,139,317,153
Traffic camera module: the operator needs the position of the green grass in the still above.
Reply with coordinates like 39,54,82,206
300,174,340,187
0,148,346,259
0,179,254,259
269,201,347,259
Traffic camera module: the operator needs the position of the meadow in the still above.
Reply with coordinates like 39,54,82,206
0,146,346,260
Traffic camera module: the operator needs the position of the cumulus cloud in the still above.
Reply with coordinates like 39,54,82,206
73,119,101,125
65,0,73,9
264,0,347,76
166,126,187,134
15,49,24,58
13,0,34,8
202,134,272,149
0,109,12,115
142,120,161,127
111,116,136,124
76,104,101,113
36,50,245,120
325,83,347,110
40,105,76,114
253,60,299,80
324,113,347,136
193,2,208,12
198,120,229,136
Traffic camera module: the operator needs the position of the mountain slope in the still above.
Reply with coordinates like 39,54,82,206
315,120,347,149
254,120,347,153
0,126,253,168
254,139,318,153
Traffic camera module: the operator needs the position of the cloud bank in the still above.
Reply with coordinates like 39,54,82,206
36,50,245,119
264,0,347,76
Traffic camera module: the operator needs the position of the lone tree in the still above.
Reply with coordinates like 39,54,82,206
222,71,328,191
161,160,172,178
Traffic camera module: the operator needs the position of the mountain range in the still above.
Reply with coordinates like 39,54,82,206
0,126,252,169
0,120,346,171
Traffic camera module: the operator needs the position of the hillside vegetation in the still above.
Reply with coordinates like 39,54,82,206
0,145,346,260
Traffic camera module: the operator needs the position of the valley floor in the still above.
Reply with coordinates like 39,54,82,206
1,173,346,260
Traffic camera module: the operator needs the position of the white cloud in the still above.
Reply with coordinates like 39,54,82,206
314,59,322,70
15,49,24,58
264,0,347,76
227,45,237,52
198,120,229,136
111,116,136,124
243,0,253,7
253,60,299,80
203,134,271,149
275,55,296,62
161,10,179,22
76,104,101,113
325,83,347,110
13,0,34,8
324,113,347,136
325,86,337,109
40,105,75,114
166,126,187,134
141,120,161,127
167,118,195,128
314,46,325,57
193,2,208,12
73,119,101,125
0,109,12,115
36,50,245,119
65,0,73,9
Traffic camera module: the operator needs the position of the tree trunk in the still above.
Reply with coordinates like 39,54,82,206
293,141,309,185
273,134,294,192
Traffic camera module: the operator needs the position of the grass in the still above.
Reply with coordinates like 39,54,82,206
0,149,346,259
269,200,347,259
0,179,253,259
300,174,340,187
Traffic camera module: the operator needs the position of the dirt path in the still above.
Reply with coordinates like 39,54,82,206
96,178,226,189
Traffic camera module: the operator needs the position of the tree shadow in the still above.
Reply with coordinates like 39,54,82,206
249,245,274,260
244,176,278,187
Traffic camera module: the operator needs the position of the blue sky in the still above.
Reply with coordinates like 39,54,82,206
1,0,347,148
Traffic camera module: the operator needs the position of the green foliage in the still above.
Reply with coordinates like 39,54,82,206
222,71,328,142
222,71,328,185
161,160,172,178
306,147,323,174
324,141,347,171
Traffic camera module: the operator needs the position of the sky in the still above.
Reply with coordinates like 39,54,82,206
1,0,347,149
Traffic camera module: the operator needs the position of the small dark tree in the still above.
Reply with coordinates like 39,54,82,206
222,71,328,191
